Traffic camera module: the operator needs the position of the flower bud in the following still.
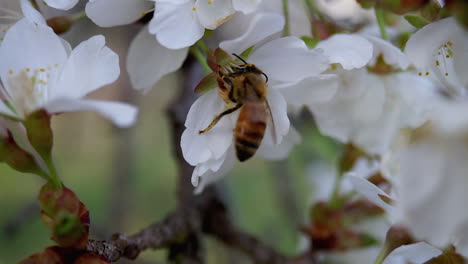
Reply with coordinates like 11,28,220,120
38,184,90,249
46,16,74,35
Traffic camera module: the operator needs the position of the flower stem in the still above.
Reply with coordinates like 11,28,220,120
375,8,389,40
304,0,322,20
71,11,87,23
44,156,62,189
190,45,211,74
282,0,290,36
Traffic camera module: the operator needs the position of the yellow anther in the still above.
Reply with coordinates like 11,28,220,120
208,0,213,3
8,69,13,75
448,41,453,46
26,68,30,72
418,72,422,76
446,55,450,58
54,64,59,67
445,73,449,76
436,60,440,66
39,68,46,72
425,72,430,76
192,7,197,11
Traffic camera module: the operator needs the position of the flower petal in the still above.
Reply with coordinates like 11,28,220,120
362,35,410,70
257,125,300,160
149,1,205,49
195,0,235,30
51,35,119,99
278,74,339,107
43,0,78,10
182,89,235,165
249,37,329,83
45,99,138,128
20,0,45,25
219,12,284,55
127,26,188,92
192,148,236,194
382,243,442,264
348,174,394,214
0,19,68,97
86,0,153,27
232,0,261,13
405,17,464,69
316,34,373,70
264,88,289,144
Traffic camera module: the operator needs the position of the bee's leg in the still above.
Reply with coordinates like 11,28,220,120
199,104,243,134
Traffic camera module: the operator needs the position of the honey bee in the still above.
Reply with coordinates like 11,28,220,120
198,54,276,162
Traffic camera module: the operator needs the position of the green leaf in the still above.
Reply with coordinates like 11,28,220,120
404,15,429,28
301,36,319,49
239,45,255,59
214,48,232,67
194,73,218,94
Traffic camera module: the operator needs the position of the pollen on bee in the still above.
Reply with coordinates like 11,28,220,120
418,72,422,76
436,60,440,66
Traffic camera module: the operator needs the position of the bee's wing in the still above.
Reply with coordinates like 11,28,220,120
265,99,278,145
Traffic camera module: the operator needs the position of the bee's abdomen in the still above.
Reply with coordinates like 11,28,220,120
234,102,267,162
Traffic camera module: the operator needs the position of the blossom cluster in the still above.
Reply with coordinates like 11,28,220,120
1,0,468,263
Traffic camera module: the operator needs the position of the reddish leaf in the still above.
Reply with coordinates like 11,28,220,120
194,73,218,94
38,184,90,249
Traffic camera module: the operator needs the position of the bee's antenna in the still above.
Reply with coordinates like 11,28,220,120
232,53,248,64
261,72,269,83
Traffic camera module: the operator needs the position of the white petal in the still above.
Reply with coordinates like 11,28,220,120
149,1,204,49
219,12,284,55
362,35,410,70
195,0,235,30
278,74,339,107
347,174,394,214
257,125,300,160
383,243,442,264
20,0,45,25
316,34,373,70
52,35,119,99
45,99,138,128
0,99,17,118
398,139,468,247
405,17,464,69
127,26,188,92
182,89,235,165
86,0,153,27
249,37,329,83
0,19,68,97
192,148,236,194
43,0,78,10
264,89,289,144
232,0,261,13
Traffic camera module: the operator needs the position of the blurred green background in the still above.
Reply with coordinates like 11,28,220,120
0,5,341,263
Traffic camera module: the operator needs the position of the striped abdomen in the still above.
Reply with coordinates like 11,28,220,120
234,101,267,162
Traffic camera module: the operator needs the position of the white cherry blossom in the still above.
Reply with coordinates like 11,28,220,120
42,0,78,10
86,0,261,49
0,17,137,127
181,14,330,193
294,33,436,156
405,17,468,97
